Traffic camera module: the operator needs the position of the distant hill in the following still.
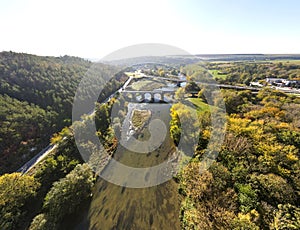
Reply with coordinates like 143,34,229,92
105,54,300,65
194,54,300,61
0,51,91,117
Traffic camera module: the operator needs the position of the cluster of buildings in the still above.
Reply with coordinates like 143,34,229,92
265,78,300,88
250,78,300,89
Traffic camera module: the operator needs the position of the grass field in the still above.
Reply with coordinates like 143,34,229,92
127,79,166,91
268,60,300,64
208,69,227,79
248,59,300,64
187,98,210,114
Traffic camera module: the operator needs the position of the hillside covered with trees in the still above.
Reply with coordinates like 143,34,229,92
0,52,128,174
0,51,92,173
0,84,118,229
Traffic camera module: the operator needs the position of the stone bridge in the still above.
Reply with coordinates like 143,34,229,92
121,90,176,102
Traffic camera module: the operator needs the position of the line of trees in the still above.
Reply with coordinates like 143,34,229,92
207,62,300,85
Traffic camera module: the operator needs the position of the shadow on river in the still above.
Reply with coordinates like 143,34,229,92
73,103,181,230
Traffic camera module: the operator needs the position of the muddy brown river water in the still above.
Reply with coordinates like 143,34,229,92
73,103,181,230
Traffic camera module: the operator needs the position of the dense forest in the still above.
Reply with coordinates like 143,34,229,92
170,84,300,228
0,50,122,229
0,52,92,173
169,62,300,229
0,52,127,174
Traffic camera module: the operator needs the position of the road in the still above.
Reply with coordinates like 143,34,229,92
17,76,133,174
196,82,260,91
17,144,57,173
143,75,300,95
140,74,259,91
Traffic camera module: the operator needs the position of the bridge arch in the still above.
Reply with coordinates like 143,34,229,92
134,92,143,102
144,92,152,101
154,92,162,101
124,92,133,100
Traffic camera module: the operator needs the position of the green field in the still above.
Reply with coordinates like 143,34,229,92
251,59,300,64
208,69,227,79
127,79,166,91
187,98,210,114
269,59,300,64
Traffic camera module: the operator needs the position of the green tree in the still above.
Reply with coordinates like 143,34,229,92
0,173,40,229
32,164,95,227
29,213,52,230
185,81,200,93
235,183,258,213
95,102,110,137
252,173,296,205
272,204,300,230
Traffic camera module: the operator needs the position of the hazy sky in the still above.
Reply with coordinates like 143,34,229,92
1,0,300,58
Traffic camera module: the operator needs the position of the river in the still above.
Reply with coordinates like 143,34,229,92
73,103,181,230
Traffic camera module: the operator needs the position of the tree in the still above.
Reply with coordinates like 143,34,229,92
217,90,252,114
185,81,200,93
179,161,239,229
158,68,165,77
252,173,296,205
0,173,40,229
170,106,181,146
175,87,185,100
272,204,300,230
235,183,258,213
95,102,110,137
29,213,52,230
29,164,95,228
231,212,260,230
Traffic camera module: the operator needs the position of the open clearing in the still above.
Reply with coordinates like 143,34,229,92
208,69,227,79
127,79,167,91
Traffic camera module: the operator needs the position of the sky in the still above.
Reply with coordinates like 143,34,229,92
1,0,300,58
